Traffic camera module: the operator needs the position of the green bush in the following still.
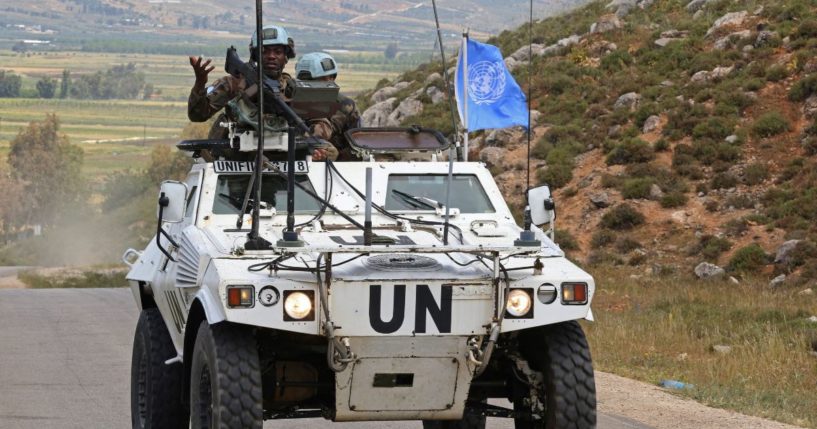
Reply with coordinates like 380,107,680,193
591,230,616,248
765,65,789,82
728,244,769,272
692,141,740,165
537,164,573,188
795,19,817,39
555,229,580,251
600,174,623,188
692,117,734,140
601,49,633,72
614,237,641,253
660,192,688,208
621,177,655,199
788,74,817,102
654,138,670,151
600,204,646,230
743,78,766,91
711,172,739,189
700,235,732,260
725,195,755,209
716,90,754,113
752,112,790,137
743,163,769,185
606,139,655,165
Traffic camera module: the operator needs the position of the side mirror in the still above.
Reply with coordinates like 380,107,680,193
528,185,555,226
157,181,188,223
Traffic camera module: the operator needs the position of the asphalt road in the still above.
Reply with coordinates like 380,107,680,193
0,288,650,429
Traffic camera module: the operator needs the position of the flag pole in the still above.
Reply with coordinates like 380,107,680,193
462,30,469,162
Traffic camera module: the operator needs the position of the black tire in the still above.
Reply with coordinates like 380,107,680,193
513,321,596,429
189,321,263,429
131,308,188,428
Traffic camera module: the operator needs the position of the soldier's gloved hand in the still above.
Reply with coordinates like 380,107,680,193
189,56,215,90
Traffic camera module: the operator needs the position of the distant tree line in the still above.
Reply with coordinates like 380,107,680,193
0,114,191,241
80,39,222,56
0,64,152,100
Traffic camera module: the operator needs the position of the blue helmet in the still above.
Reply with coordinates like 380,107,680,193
249,25,295,59
295,52,338,80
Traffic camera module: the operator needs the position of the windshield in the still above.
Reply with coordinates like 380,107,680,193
213,175,321,214
385,174,495,213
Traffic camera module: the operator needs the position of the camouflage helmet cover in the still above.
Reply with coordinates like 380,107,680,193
249,25,295,59
295,52,338,80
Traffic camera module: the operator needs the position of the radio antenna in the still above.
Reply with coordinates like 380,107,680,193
431,0,461,159
431,0,458,245
526,0,533,191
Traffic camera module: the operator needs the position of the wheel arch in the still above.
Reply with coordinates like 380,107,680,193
182,290,226,406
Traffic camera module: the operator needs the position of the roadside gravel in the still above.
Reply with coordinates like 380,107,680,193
596,371,805,429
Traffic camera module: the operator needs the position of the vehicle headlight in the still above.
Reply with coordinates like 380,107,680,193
284,291,314,321
505,289,533,317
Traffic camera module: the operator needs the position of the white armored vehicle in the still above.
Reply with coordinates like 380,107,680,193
124,41,596,429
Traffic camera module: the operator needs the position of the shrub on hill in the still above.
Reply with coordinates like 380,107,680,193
606,139,654,165
591,230,616,248
711,172,739,189
621,177,654,199
660,192,688,208
692,117,734,141
765,65,789,82
752,112,791,137
600,204,645,230
788,74,817,102
743,163,769,185
692,235,733,261
728,244,770,273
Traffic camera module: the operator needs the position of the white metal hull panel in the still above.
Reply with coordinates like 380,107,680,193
334,336,472,421
348,357,459,411
330,282,493,336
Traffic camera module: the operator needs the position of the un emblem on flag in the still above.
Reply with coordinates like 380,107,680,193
468,61,507,105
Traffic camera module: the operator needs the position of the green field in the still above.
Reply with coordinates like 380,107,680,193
0,49,401,177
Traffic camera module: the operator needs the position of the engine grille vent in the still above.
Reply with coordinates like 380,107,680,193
176,232,200,287
364,254,441,272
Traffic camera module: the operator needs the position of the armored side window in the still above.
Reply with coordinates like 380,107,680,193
385,174,495,213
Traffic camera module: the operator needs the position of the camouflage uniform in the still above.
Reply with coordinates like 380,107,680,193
188,73,339,160
326,94,361,160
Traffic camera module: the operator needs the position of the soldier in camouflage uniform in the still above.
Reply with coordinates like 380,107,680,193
295,52,362,161
188,25,337,161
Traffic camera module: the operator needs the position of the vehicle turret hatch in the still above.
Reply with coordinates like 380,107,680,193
346,127,451,159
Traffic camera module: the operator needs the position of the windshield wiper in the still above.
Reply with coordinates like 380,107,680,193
392,189,438,210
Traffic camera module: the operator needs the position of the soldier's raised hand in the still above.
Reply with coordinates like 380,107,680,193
189,56,215,90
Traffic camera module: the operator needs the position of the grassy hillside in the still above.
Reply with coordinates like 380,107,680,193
358,1,817,425
366,0,817,281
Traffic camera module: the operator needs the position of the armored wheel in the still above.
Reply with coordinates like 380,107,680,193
189,321,263,429
130,308,188,428
512,321,596,429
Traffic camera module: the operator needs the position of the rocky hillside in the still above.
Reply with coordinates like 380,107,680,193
358,0,817,288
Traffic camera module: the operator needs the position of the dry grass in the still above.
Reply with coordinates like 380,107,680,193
584,266,817,428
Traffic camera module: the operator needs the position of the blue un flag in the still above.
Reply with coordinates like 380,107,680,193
455,38,528,132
